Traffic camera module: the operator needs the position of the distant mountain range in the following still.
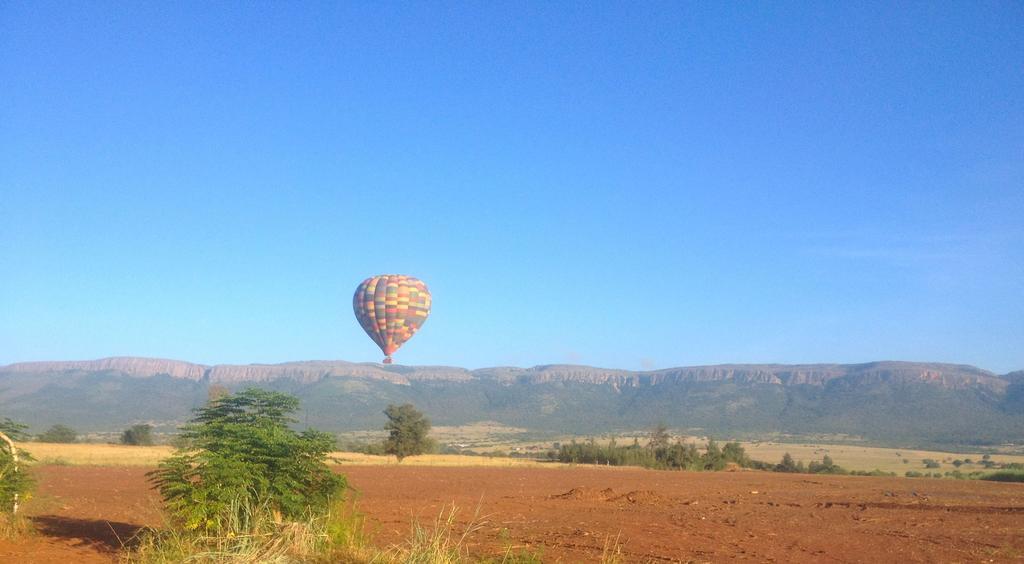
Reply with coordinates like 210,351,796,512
2,357,1022,448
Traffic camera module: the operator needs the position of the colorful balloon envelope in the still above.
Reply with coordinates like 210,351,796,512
353,274,431,364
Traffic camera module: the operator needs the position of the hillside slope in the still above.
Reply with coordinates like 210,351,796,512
1,358,1021,447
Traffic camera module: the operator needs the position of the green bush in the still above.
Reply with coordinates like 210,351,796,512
776,453,803,473
808,455,847,474
149,389,346,533
556,437,762,472
0,418,34,519
37,424,77,444
121,424,154,446
850,469,895,477
982,471,1024,483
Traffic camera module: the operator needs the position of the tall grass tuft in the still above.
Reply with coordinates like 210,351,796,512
377,504,487,564
0,514,33,540
124,495,371,563
600,532,624,564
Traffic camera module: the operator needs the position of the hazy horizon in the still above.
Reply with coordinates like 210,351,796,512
1,355,1018,376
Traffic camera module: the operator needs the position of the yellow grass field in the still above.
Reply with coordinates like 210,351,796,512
740,441,1024,474
328,452,558,467
16,442,557,468
17,439,1024,474
18,442,174,466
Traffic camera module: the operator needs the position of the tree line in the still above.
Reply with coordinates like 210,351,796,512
550,426,895,476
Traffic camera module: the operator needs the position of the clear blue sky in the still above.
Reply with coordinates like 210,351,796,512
2,3,1022,373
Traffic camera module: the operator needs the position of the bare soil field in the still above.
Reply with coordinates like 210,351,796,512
2,464,1023,562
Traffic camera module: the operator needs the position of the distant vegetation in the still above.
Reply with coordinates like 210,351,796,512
383,403,435,462
36,424,77,444
120,424,154,446
3,360,1023,449
339,404,437,460
552,431,896,477
980,470,1024,483
905,460,1024,482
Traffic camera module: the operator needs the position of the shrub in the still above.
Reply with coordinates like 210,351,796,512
121,424,154,446
37,424,77,443
923,459,940,469
776,453,801,473
0,418,33,523
808,455,847,475
149,388,346,533
982,471,1024,483
850,469,895,477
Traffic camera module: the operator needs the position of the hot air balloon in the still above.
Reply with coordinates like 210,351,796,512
353,274,431,364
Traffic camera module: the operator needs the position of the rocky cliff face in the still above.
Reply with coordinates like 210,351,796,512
204,361,476,385
474,362,1007,392
1,357,208,380
0,357,1014,392
0,357,477,386
2,357,1021,444
1003,371,1024,384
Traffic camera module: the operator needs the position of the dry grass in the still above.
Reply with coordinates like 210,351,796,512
339,422,535,454
517,433,1024,474
739,442,1024,474
375,504,485,563
127,499,533,564
17,442,174,466
329,453,560,468
0,514,33,540
123,497,372,564
20,439,1024,475
16,442,559,469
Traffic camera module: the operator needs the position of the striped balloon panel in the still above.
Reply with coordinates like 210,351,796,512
353,274,431,358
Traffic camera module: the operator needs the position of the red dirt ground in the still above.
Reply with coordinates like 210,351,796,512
2,464,1023,562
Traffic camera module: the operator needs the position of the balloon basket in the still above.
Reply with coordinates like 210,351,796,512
383,357,393,365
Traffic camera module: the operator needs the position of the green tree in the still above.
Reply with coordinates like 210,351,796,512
37,424,77,444
776,452,801,473
808,454,847,474
702,438,726,470
121,424,153,446
383,403,433,462
722,441,750,467
0,418,34,516
149,388,345,533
